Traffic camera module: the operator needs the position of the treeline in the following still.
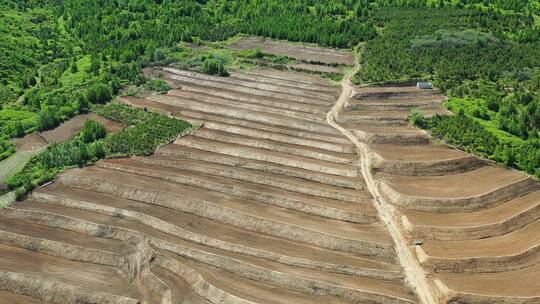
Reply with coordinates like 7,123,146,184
229,0,377,47
1,0,378,158
61,0,377,64
7,103,192,198
366,1,540,176
93,102,193,156
422,113,540,178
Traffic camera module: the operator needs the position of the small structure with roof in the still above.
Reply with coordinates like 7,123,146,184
417,82,433,89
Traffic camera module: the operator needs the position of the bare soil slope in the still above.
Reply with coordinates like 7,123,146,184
231,36,355,65
0,64,418,303
338,83,540,303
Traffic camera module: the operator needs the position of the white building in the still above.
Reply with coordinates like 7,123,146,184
417,82,433,89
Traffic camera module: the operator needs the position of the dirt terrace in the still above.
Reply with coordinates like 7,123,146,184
39,113,123,144
231,36,356,65
0,67,418,303
338,83,540,303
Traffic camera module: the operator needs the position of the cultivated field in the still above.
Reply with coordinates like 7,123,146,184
338,83,540,303
39,113,123,144
231,36,356,65
0,58,418,302
0,114,122,185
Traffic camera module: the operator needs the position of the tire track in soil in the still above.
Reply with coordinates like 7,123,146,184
326,54,443,304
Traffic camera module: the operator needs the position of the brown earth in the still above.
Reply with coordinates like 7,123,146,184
230,36,355,65
39,113,123,144
338,82,540,303
10,133,48,152
287,63,343,74
0,66,418,303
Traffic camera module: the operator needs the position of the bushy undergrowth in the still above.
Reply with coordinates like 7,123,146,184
145,78,171,94
7,104,192,198
80,119,107,143
426,113,540,178
7,127,108,199
94,102,193,156
0,140,16,161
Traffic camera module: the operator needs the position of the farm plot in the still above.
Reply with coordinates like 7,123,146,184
231,36,356,65
338,83,540,303
0,114,122,185
39,113,123,144
0,67,419,303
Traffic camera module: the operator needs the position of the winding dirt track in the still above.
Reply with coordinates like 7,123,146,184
328,61,439,304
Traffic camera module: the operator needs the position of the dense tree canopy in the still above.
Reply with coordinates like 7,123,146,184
0,0,539,177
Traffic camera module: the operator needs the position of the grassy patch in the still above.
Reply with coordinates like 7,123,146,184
61,55,91,88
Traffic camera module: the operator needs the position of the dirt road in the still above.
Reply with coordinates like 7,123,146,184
327,56,441,304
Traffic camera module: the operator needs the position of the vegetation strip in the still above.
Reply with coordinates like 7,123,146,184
5,103,192,198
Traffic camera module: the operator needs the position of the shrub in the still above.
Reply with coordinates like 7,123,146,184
14,121,25,138
80,119,107,143
409,109,427,128
202,58,228,76
86,83,112,104
145,78,171,93
37,108,58,131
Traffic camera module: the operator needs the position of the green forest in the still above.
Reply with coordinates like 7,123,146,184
0,0,539,179
355,1,540,176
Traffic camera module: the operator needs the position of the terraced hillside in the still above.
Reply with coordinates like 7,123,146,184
337,83,540,303
0,66,419,303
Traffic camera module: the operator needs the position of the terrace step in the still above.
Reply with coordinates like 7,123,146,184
5,201,413,303
353,86,441,100
167,89,326,122
346,124,431,145
230,69,340,94
191,128,355,164
434,263,540,304
173,136,358,177
198,120,354,154
147,94,339,135
154,253,348,304
243,69,339,88
0,270,139,304
338,109,449,126
156,145,362,189
135,155,367,203
32,185,401,281
152,244,415,304
149,264,211,304
404,190,540,240
378,166,538,213
163,70,334,107
122,95,351,147
346,97,445,111
369,144,482,176
0,291,52,304
338,111,409,126
0,215,132,268
0,244,140,302
418,219,540,273
58,167,395,258
96,158,374,223
163,68,336,101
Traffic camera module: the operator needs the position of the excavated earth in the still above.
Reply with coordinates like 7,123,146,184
338,83,540,303
0,62,421,303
